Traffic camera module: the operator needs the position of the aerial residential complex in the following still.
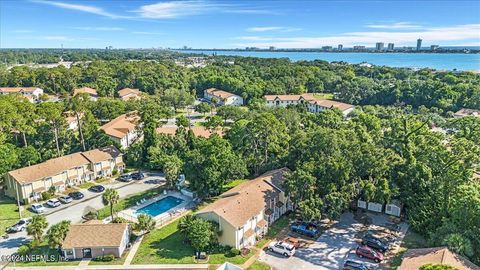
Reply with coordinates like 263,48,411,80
0,87,44,103
204,88,244,106
100,112,141,149
197,168,290,249
4,146,124,204
73,87,98,101
264,94,355,116
118,88,142,101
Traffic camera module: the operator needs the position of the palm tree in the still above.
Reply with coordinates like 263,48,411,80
102,188,119,221
67,94,89,151
27,215,48,245
135,214,155,234
46,220,71,249
177,214,196,236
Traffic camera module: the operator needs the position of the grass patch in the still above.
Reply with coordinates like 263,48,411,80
247,261,271,270
402,229,428,249
313,93,334,100
77,181,95,190
88,252,128,265
132,219,252,265
132,219,195,264
13,243,80,267
97,188,164,219
0,196,34,234
222,179,247,192
255,214,291,248
389,229,428,269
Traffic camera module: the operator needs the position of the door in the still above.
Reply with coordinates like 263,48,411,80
82,248,92,258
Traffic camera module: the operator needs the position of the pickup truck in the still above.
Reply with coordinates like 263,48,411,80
290,222,318,238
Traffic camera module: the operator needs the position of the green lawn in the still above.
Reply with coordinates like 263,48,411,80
97,188,164,219
222,179,247,192
88,253,128,265
255,214,291,248
313,93,334,99
13,243,80,267
77,181,95,190
0,196,33,234
247,261,271,270
132,219,252,265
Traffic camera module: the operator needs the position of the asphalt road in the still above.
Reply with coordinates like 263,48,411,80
0,172,165,257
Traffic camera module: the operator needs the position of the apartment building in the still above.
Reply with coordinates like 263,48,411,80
204,88,243,106
197,168,290,249
0,87,44,103
118,88,142,101
4,146,124,204
74,87,98,101
100,112,141,149
156,126,223,138
264,94,355,117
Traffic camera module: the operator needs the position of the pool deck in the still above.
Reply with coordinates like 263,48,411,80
118,191,193,225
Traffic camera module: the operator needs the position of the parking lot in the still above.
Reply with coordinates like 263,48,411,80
259,212,408,270
0,172,165,257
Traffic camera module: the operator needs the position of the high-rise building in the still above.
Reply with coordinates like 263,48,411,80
430,45,439,51
416,39,422,50
353,45,366,51
387,43,394,50
322,46,333,51
338,44,343,51
375,42,384,50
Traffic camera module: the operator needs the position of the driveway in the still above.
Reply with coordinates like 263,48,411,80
259,213,362,270
259,212,408,270
0,172,165,257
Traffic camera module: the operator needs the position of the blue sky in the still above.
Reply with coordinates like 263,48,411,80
1,0,479,49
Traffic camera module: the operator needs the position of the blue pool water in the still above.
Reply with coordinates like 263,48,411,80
135,196,184,217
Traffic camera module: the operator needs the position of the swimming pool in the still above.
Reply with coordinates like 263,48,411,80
135,196,184,217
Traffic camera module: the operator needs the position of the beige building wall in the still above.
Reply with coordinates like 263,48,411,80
196,212,239,248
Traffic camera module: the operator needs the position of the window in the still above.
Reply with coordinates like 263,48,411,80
66,250,73,256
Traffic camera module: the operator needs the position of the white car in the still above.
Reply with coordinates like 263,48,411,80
58,195,73,204
7,218,31,233
31,203,46,213
268,241,296,257
46,198,61,208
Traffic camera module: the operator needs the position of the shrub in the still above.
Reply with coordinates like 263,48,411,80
112,217,129,224
48,186,56,195
94,254,115,262
225,247,241,257
17,245,29,255
112,168,118,176
41,191,52,201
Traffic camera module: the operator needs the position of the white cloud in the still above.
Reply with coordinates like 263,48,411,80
32,0,127,19
136,0,275,19
73,27,124,31
11,30,33,33
42,35,72,41
136,1,216,19
246,26,301,32
233,24,480,48
132,31,163,35
366,22,423,29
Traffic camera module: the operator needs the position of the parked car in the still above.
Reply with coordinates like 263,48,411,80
117,173,132,182
6,218,31,233
58,195,73,204
46,198,61,208
356,245,384,263
268,241,296,257
362,233,389,253
131,171,145,180
284,237,300,248
291,222,318,237
344,260,370,270
68,191,84,200
31,203,46,213
88,185,105,193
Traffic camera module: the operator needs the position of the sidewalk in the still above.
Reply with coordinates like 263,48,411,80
123,235,144,265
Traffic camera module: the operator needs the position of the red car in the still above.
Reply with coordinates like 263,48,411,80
356,245,383,263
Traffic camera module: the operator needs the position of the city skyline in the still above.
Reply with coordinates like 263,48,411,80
1,0,479,49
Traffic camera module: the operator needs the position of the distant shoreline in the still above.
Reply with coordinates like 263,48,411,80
178,48,480,54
